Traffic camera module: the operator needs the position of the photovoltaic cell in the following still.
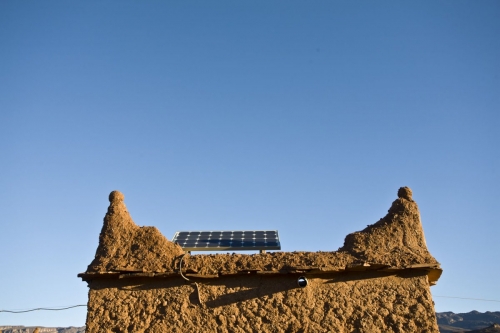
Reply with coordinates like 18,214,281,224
171,230,281,252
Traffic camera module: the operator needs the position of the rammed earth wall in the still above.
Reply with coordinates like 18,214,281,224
85,271,438,333
80,188,442,333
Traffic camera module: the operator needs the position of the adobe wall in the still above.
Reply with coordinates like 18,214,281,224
85,270,438,333
80,187,442,333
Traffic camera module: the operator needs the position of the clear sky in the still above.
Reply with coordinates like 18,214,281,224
1,0,499,327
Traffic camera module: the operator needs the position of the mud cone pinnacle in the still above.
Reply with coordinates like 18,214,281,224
87,190,184,273
339,187,438,267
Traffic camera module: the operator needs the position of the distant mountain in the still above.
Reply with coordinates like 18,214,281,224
437,311,500,332
468,323,500,333
0,327,85,333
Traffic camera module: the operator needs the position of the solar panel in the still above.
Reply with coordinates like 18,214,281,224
171,230,281,253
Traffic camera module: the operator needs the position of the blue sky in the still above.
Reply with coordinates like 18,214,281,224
1,0,499,327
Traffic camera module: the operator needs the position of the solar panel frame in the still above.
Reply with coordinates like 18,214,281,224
171,230,281,252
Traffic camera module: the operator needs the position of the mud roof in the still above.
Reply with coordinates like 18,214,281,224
79,187,442,285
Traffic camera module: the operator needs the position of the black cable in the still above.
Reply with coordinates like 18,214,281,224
178,253,203,306
434,295,500,303
178,253,190,282
0,305,86,313
2,295,498,314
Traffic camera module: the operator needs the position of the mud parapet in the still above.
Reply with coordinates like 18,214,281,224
79,187,442,333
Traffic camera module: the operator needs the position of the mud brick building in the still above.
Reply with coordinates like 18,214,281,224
79,187,442,333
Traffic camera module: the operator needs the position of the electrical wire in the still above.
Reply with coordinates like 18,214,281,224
178,253,203,306
2,296,498,314
434,296,500,303
178,253,190,282
0,305,86,313
2,253,201,314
